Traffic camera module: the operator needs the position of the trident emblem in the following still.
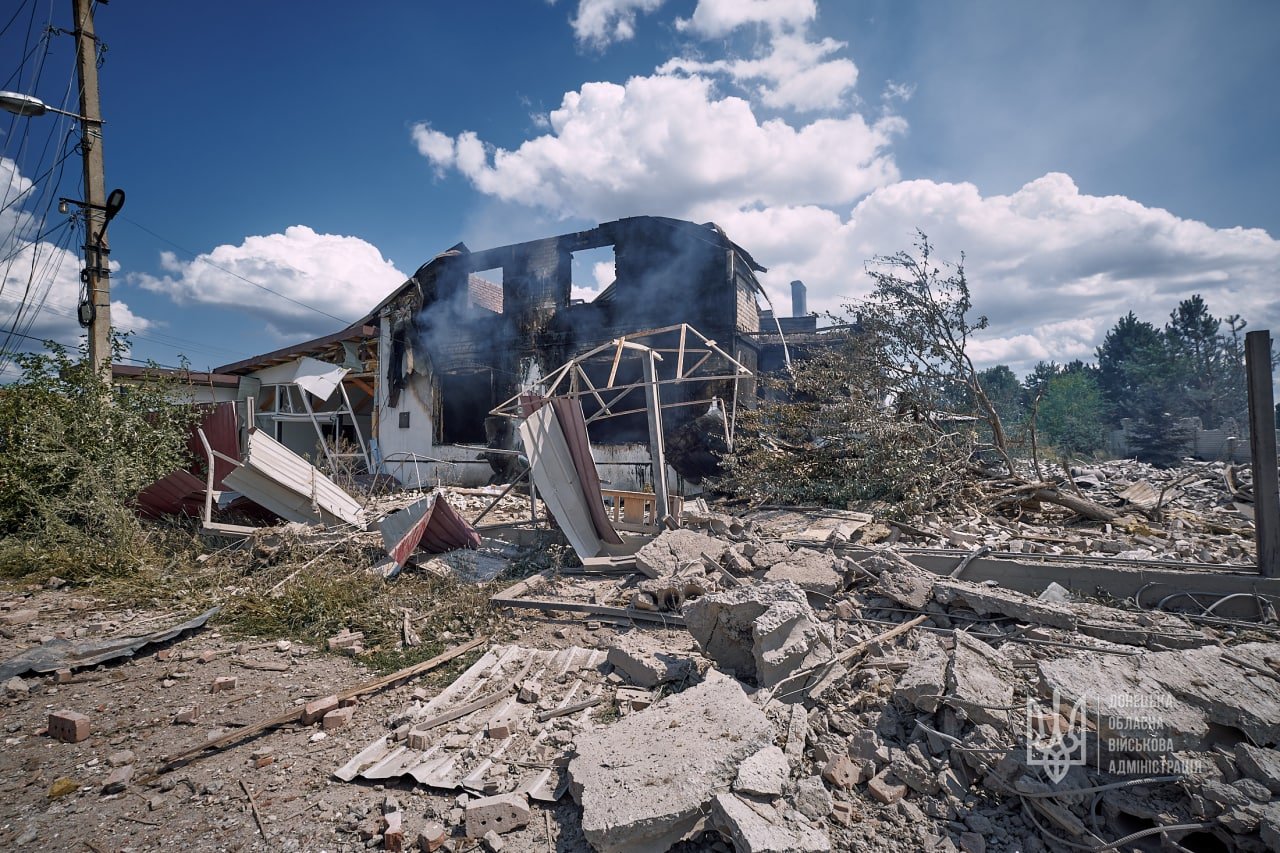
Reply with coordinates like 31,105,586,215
1026,688,1088,783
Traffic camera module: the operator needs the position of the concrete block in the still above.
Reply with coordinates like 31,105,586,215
684,582,834,689
302,694,339,725
465,792,530,838
948,632,1015,728
635,529,727,577
416,821,447,851
173,706,200,725
606,633,692,688
48,710,90,743
821,754,863,790
866,770,908,805
865,551,936,608
569,670,773,853
934,580,1077,631
210,676,238,693
893,632,948,713
322,706,355,731
763,548,842,596
793,775,832,820
710,793,832,852
734,746,789,797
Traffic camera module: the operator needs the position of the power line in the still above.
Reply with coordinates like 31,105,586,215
118,215,356,326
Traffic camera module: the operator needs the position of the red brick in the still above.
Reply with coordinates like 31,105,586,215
210,676,238,693
383,811,404,851
48,710,90,743
301,694,339,725
417,821,447,851
322,706,355,731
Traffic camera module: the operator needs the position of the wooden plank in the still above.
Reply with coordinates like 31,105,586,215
160,637,485,770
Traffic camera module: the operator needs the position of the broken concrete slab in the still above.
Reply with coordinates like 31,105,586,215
606,633,693,688
1236,744,1280,794
734,746,789,797
792,775,832,820
634,529,728,578
684,582,834,690
465,792,530,838
893,632,949,714
710,793,831,853
867,552,937,610
568,670,773,853
745,541,793,570
763,548,843,596
1038,641,1280,753
932,580,1077,631
948,632,1016,729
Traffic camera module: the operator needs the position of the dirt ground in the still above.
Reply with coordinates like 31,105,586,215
0,583,654,853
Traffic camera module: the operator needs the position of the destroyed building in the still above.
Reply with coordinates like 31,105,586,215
204,216,807,490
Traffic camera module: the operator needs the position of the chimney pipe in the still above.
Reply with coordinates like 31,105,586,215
790,280,807,317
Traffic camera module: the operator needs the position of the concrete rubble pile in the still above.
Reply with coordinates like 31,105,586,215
523,504,1280,852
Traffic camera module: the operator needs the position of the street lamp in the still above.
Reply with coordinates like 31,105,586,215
0,90,89,120
1,69,114,379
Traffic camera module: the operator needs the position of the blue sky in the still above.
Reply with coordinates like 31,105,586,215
2,0,1278,381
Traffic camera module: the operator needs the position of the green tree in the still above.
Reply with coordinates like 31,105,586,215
0,341,199,576
1038,371,1107,455
1165,294,1227,428
976,364,1024,433
1097,312,1162,422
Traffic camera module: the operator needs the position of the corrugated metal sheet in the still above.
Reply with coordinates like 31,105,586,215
380,492,481,567
136,470,206,518
189,401,240,488
334,645,609,797
223,430,365,527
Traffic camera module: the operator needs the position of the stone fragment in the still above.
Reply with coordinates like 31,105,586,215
763,548,842,596
465,792,530,838
710,793,832,853
416,821,447,851
1236,744,1280,794
635,529,727,578
48,709,91,743
102,763,133,794
866,770,908,805
606,633,693,688
1234,778,1273,803
323,706,355,731
821,754,862,789
107,750,135,767
784,703,808,764
4,675,29,695
569,670,773,853
1261,802,1280,850
685,582,834,689
302,694,340,725
328,629,365,655
893,633,948,713
734,746,789,797
47,777,79,798
890,745,939,794
958,831,986,853
792,775,832,820
481,830,505,852
948,633,1015,728
517,680,542,704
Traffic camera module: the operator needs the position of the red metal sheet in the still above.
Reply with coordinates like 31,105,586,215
186,401,239,488
136,470,206,518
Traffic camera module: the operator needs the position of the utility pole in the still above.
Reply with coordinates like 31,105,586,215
72,0,110,379
1246,330,1279,577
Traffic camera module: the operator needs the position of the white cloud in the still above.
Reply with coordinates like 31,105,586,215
0,159,150,364
410,125,456,176
411,73,902,220
571,0,666,47
720,174,1280,377
675,0,815,37
133,225,406,341
659,32,857,111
